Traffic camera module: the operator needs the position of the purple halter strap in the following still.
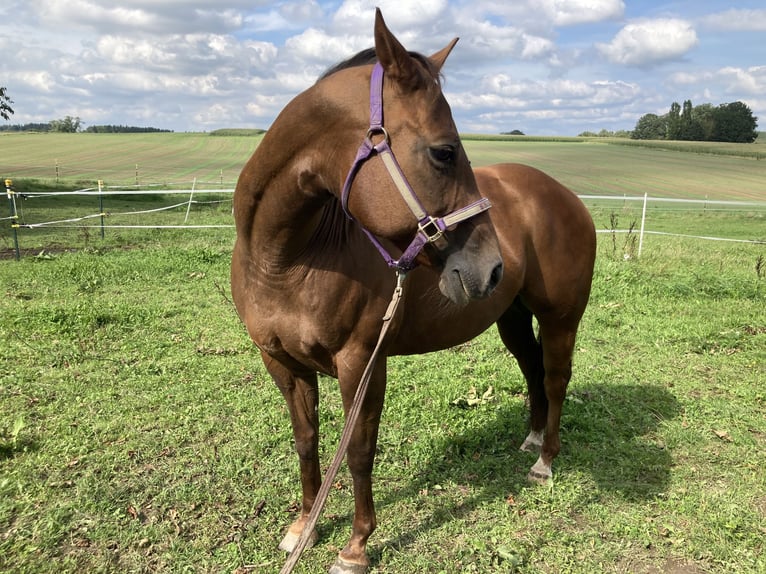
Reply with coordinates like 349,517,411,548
340,62,491,272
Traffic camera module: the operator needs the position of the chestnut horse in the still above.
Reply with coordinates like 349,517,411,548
231,10,595,574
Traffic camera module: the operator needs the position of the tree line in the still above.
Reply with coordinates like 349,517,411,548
0,117,172,133
632,100,758,143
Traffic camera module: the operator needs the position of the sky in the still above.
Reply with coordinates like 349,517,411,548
1,0,764,136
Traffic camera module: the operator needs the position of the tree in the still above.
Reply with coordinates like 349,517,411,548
632,113,666,140
711,101,759,143
50,116,82,133
678,100,703,141
0,87,14,121
666,101,682,140
692,103,716,141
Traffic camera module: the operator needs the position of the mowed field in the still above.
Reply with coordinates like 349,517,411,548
2,132,765,201
0,132,258,186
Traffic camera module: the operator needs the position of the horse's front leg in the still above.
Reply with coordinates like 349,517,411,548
330,355,388,574
262,352,321,552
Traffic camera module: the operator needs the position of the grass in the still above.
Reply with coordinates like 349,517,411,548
2,132,766,201
462,140,766,202
0,132,262,185
1,211,765,573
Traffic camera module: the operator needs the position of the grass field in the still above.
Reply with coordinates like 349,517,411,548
1,228,764,573
1,132,764,258
2,132,765,200
1,134,765,573
0,132,258,186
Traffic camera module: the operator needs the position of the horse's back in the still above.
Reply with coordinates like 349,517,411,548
475,163,596,321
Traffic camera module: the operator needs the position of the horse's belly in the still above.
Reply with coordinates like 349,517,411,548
388,290,507,355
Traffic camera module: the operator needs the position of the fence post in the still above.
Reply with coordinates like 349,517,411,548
184,177,197,224
98,180,105,240
638,192,648,258
5,179,20,260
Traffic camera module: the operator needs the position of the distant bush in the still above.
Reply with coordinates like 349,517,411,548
209,128,266,137
579,129,632,138
462,134,584,143
85,125,173,133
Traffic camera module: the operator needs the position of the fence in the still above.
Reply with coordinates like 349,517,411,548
580,193,766,257
3,178,236,259
4,179,766,260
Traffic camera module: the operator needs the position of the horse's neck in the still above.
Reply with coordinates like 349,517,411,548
234,105,354,271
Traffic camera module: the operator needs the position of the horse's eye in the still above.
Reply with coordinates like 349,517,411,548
429,145,455,165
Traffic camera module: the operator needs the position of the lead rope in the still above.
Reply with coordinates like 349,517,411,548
279,270,407,574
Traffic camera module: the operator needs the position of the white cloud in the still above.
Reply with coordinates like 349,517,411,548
700,9,766,32
284,27,368,66
0,1,762,135
597,18,698,67
33,0,264,34
449,73,641,134
547,0,625,26
334,0,448,31
670,66,766,97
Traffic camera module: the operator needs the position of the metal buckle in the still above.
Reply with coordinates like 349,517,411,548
418,216,444,243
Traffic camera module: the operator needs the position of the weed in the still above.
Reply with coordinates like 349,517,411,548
608,211,638,260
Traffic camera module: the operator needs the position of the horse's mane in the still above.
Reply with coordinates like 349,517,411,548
317,47,442,85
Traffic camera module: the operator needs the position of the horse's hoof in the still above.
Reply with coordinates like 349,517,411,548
526,456,552,484
526,469,551,484
278,529,318,553
329,557,369,574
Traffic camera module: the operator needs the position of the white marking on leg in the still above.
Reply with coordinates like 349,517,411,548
520,429,544,453
278,531,298,553
278,529,318,553
527,455,552,484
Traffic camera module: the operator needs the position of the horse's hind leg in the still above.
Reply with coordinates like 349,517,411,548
496,299,547,454
261,352,321,552
527,317,579,483
498,300,581,483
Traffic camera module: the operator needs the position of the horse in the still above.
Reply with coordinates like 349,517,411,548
231,9,595,574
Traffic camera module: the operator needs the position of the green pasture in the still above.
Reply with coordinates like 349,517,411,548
0,132,258,186
1,132,765,201
1,132,764,258
1,227,764,573
1,133,765,572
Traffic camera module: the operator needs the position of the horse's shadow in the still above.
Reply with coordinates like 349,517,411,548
0,437,38,461
320,381,680,564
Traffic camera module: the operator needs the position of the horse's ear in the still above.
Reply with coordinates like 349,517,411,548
429,38,459,72
374,8,421,90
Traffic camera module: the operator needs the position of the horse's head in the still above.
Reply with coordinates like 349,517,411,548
333,9,503,306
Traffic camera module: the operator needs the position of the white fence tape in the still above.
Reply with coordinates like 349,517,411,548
4,184,765,260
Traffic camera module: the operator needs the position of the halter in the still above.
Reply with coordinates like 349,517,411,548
340,62,491,272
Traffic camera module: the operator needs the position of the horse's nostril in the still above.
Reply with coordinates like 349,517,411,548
489,261,503,292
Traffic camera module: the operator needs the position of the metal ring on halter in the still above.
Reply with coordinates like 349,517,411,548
366,126,389,145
